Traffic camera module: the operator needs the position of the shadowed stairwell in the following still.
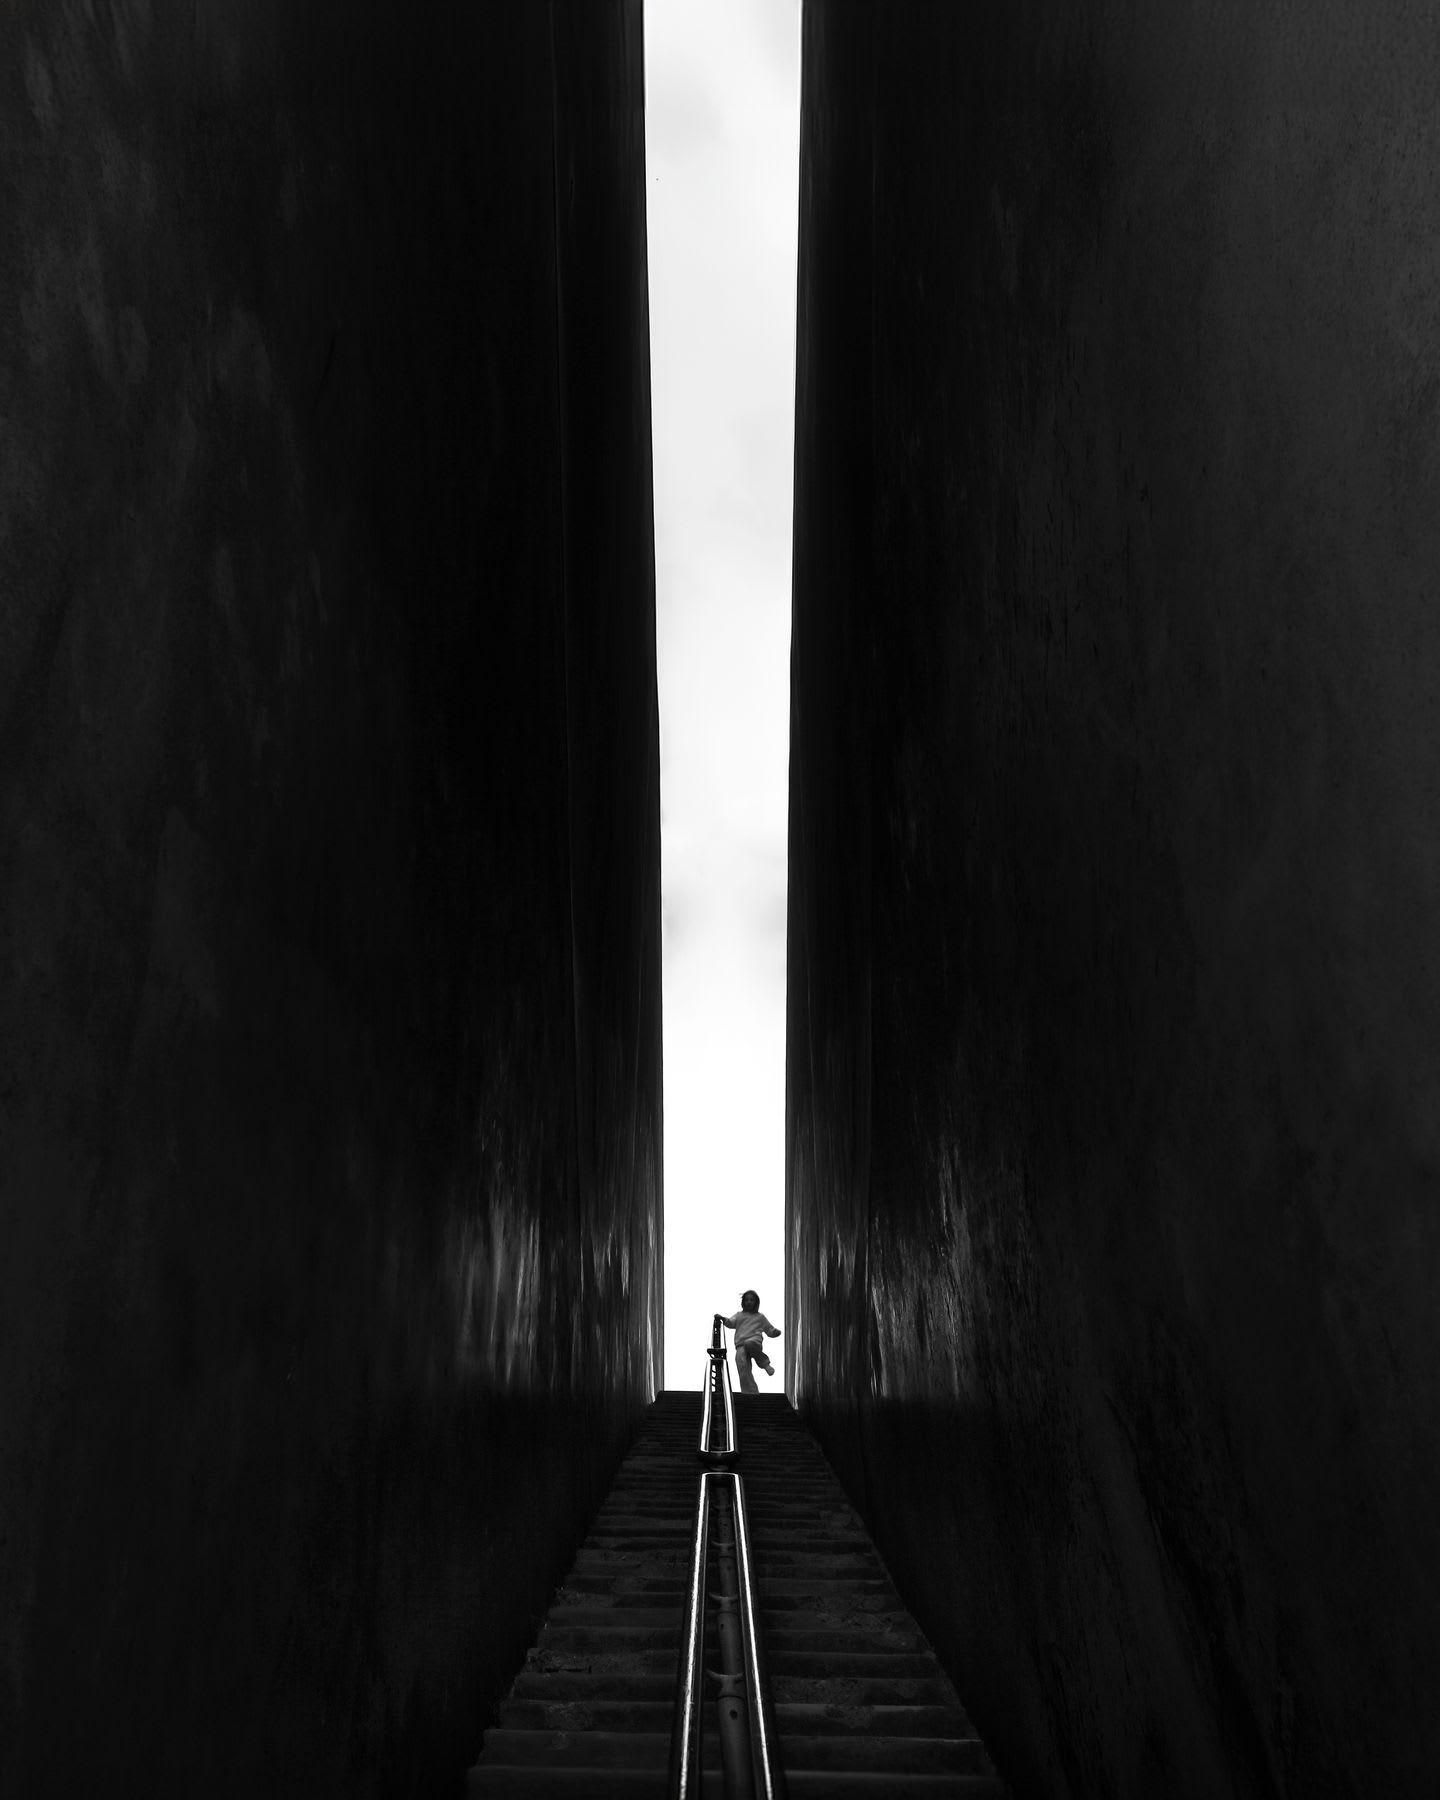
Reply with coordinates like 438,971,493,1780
470,1391,1007,1796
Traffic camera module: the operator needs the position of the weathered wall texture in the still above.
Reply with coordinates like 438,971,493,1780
0,3,661,1794
788,5,1440,1797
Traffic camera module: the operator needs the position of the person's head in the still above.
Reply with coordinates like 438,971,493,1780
741,1289,760,1311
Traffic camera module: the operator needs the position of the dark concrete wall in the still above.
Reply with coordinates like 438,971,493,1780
788,5,1440,1797
0,3,661,1794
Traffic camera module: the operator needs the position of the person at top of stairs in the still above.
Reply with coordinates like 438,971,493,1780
721,1289,782,1392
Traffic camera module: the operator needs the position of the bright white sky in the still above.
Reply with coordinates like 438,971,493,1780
644,2,801,1390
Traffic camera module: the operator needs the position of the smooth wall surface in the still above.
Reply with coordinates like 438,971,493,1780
1,3,661,1794
788,5,1440,1797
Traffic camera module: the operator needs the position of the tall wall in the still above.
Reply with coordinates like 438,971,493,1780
788,5,1440,1797
0,3,661,1794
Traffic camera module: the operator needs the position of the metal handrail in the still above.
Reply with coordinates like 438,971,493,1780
668,1321,787,1800
669,1470,712,1800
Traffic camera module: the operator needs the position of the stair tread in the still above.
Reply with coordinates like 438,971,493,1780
497,1698,973,1737
479,1732,989,1778
471,1776,1003,1798
481,1728,670,1769
469,1391,1007,1798
508,1671,959,1704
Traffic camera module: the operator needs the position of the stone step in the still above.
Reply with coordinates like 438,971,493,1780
759,1626,928,1654
518,1645,951,1683
522,1647,680,1677
748,1540,882,1555
508,1669,959,1707
597,1479,697,1491
761,1610,920,1634
536,1626,681,1654
582,1519,692,1536
498,1697,974,1740
598,1472,698,1485
753,1564,892,1582
496,1701,675,1735
577,1537,697,1554
589,1512,694,1528
485,1724,690,1773
569,1550,691,1573
467,1769,675,1797
569,1555,693,1573
595,1492,696,1506
593,1503,694,1515
538,1608,681,1632
760,1589,903,1611
444,1738,960,1790
554,1578,897,1609
471,1772,1006,1798
730,1550,883,1573
508,1671,679,1703
562,1572,689,1596
547,1612,918,1641
765,1649,943,1678
573,1535,693,1552
551,1590,684,1610
776,1674,962,1708
780,1732,990,1774
782,1775,1007,1798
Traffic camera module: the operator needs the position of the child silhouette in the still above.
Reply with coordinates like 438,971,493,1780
721,1290,782,1394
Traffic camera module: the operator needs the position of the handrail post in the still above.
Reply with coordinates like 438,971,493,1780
700,1315,738,1466
698,1350,716,1463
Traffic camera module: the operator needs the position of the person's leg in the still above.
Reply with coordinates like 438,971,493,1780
736,1344,759,1394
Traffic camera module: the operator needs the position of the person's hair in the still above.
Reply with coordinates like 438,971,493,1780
741,1290,759,1308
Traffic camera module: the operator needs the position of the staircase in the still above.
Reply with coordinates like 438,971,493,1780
468,1391,1008,1797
